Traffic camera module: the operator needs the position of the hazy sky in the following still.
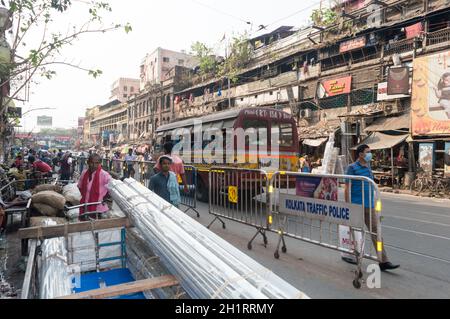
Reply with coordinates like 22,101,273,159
17,0,324,132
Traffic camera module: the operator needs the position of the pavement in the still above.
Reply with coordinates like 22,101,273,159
188,192,450,299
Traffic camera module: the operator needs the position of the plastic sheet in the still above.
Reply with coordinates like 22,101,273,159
109,179,309,299
67,228,122,272
38,219,72,299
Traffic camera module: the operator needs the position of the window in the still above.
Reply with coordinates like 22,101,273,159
163,57,170,63
123,94,127,98
178,59,184,65
130,87,134,93
124,86,128,92
243,120,268,147
271,123,293,147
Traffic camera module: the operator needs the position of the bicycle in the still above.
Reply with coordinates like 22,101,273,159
410,172,448,197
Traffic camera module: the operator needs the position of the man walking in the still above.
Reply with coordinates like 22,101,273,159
344,144,400,271
124,148,137,178
77,153,112,220
150,156,181,207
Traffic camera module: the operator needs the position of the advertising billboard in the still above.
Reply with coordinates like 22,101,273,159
445,142,450,177
37,116,52,127
418,143,435,173
411,51,450,136
387,67,410,95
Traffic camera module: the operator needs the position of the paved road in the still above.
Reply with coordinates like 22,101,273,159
188,192,450,299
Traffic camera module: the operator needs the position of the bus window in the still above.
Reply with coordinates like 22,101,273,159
243,120,268,147
271,123,293,148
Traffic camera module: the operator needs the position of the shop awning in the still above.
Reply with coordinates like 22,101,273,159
365,113,410,132
303,137,329,147
352,132,408,150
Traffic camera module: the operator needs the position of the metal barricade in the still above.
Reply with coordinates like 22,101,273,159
208,167,270,250
180,165,199,218
269,171,384,289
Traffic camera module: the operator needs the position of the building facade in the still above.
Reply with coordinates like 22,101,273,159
139,47,198,90
110,78,140,103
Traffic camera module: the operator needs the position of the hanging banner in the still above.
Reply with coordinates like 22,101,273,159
445,142,450,177
339,36,366,53
418,143,435,173
318,76,352,98
388,67,410,95
411,51,450,136
405,22,423,39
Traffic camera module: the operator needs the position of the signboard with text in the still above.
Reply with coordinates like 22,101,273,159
340,36,366,53
279,194,364,228
318,76,352,98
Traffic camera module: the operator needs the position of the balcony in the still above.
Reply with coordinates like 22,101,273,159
426,27,450,47
383,38,418,57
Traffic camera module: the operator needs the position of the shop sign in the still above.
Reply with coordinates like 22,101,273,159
339,36,366,53
318,76,352,98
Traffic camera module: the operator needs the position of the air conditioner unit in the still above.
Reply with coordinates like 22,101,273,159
299,109,313,119
384,103,399,115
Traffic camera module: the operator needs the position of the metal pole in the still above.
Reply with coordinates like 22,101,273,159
391,147,394,188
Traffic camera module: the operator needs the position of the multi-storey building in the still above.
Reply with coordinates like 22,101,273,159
110,78,140,103
139,48,198,90
168,0,450,182
85,100,128,148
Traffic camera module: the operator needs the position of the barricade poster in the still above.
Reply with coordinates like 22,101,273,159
412,51,450,136
296,176,338,201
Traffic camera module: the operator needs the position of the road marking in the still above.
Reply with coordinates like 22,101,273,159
383,225,450,241
384,215,450,227
385,244,450,265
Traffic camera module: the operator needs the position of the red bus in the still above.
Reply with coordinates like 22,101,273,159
155,107,299,201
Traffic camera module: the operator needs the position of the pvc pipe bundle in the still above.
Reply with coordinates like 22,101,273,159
38,220,73,299
108,179,308,299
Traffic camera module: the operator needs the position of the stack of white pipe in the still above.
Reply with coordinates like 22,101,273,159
39,220,73,299
108,179,309,299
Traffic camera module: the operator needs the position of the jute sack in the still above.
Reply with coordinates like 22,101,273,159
62,184,81,206
30,217,67,227
32,191,66,211
32,203,59,217
33,184,63,194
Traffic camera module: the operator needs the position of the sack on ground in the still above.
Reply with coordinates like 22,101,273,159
32,191,66,211
62,183,81,206
33,184,63,194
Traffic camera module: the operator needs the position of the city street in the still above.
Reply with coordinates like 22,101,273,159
191,192,450,299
